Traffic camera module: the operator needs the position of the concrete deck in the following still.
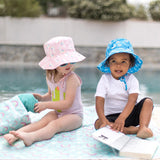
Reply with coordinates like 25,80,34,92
152,106,160,128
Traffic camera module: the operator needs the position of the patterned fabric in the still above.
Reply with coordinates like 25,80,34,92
18,94,38,112
0,96,31,135
97,38,143,74
39,36,86,70
0,107,160,159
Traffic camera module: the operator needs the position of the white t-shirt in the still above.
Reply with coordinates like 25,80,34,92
95,73,140,116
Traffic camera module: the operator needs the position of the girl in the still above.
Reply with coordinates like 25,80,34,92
4,36,86,146
94,38,153,139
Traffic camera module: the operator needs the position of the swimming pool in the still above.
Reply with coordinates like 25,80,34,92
0,67,160,106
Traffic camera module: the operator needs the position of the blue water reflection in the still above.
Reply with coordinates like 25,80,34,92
0,67,160,106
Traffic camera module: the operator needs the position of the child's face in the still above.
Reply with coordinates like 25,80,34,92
108,53,130,80
56,63,74,75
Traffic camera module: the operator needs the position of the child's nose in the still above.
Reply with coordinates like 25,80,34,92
116,62,121,67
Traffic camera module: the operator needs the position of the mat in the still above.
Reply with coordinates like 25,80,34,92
0,107,160,159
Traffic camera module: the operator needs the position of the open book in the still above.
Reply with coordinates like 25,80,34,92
92,126,158,159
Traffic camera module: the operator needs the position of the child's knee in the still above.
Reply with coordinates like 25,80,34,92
144,98,153,108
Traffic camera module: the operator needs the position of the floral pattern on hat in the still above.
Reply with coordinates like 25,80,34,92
97,38,143,74
39,36,85,70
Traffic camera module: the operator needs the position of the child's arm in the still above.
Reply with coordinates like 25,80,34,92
96,96,112,128
111,93,138,132
33,88,51,101
34,73,80,113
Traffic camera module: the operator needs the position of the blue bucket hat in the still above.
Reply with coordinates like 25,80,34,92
97,38,143,74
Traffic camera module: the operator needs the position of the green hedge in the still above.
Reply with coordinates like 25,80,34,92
0,0,42,17
149,0,160,21
2,0,159,21
63,0,134,21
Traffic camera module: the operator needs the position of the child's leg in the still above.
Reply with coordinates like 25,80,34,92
94,113,120,129
137,98,153,138
4,111,57,145
123,126,139,134
18,111,58,132
95,118,139,134
10,114,82,146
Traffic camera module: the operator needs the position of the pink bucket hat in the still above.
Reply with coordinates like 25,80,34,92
39,36,86,70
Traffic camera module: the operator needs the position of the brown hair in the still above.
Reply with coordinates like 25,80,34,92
46,65,75,81
129,54,135,68
46,69,57,81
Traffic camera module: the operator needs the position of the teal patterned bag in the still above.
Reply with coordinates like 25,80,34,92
0,94,38,135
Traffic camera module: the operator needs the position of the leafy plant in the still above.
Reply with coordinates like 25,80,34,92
149,0,160,21
133,4,148,20
0,0,5,16
0,0,43,17
63,0,134,21
37,0,63,14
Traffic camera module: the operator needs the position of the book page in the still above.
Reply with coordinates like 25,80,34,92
92,126,130,150
120,137,158,159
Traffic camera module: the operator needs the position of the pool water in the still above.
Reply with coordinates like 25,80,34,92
0,67,160,106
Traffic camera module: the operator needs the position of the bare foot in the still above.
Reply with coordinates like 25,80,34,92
137,126,153,139
3,133,18,145
10,131,34,146
94,119,100,129
123,126,139,134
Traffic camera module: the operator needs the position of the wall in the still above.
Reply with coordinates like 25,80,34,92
0,17,160,68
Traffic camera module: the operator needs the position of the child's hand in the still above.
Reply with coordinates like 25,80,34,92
100,121,113,129
111,117,125,132
34,102,47,113
33,93,42,101
99,123,108,128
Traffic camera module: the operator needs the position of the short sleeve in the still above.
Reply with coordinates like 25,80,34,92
127,74,140,94
95,74,108,98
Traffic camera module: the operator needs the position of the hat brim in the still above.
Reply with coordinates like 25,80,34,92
97,51,143,74
39,51,85,70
